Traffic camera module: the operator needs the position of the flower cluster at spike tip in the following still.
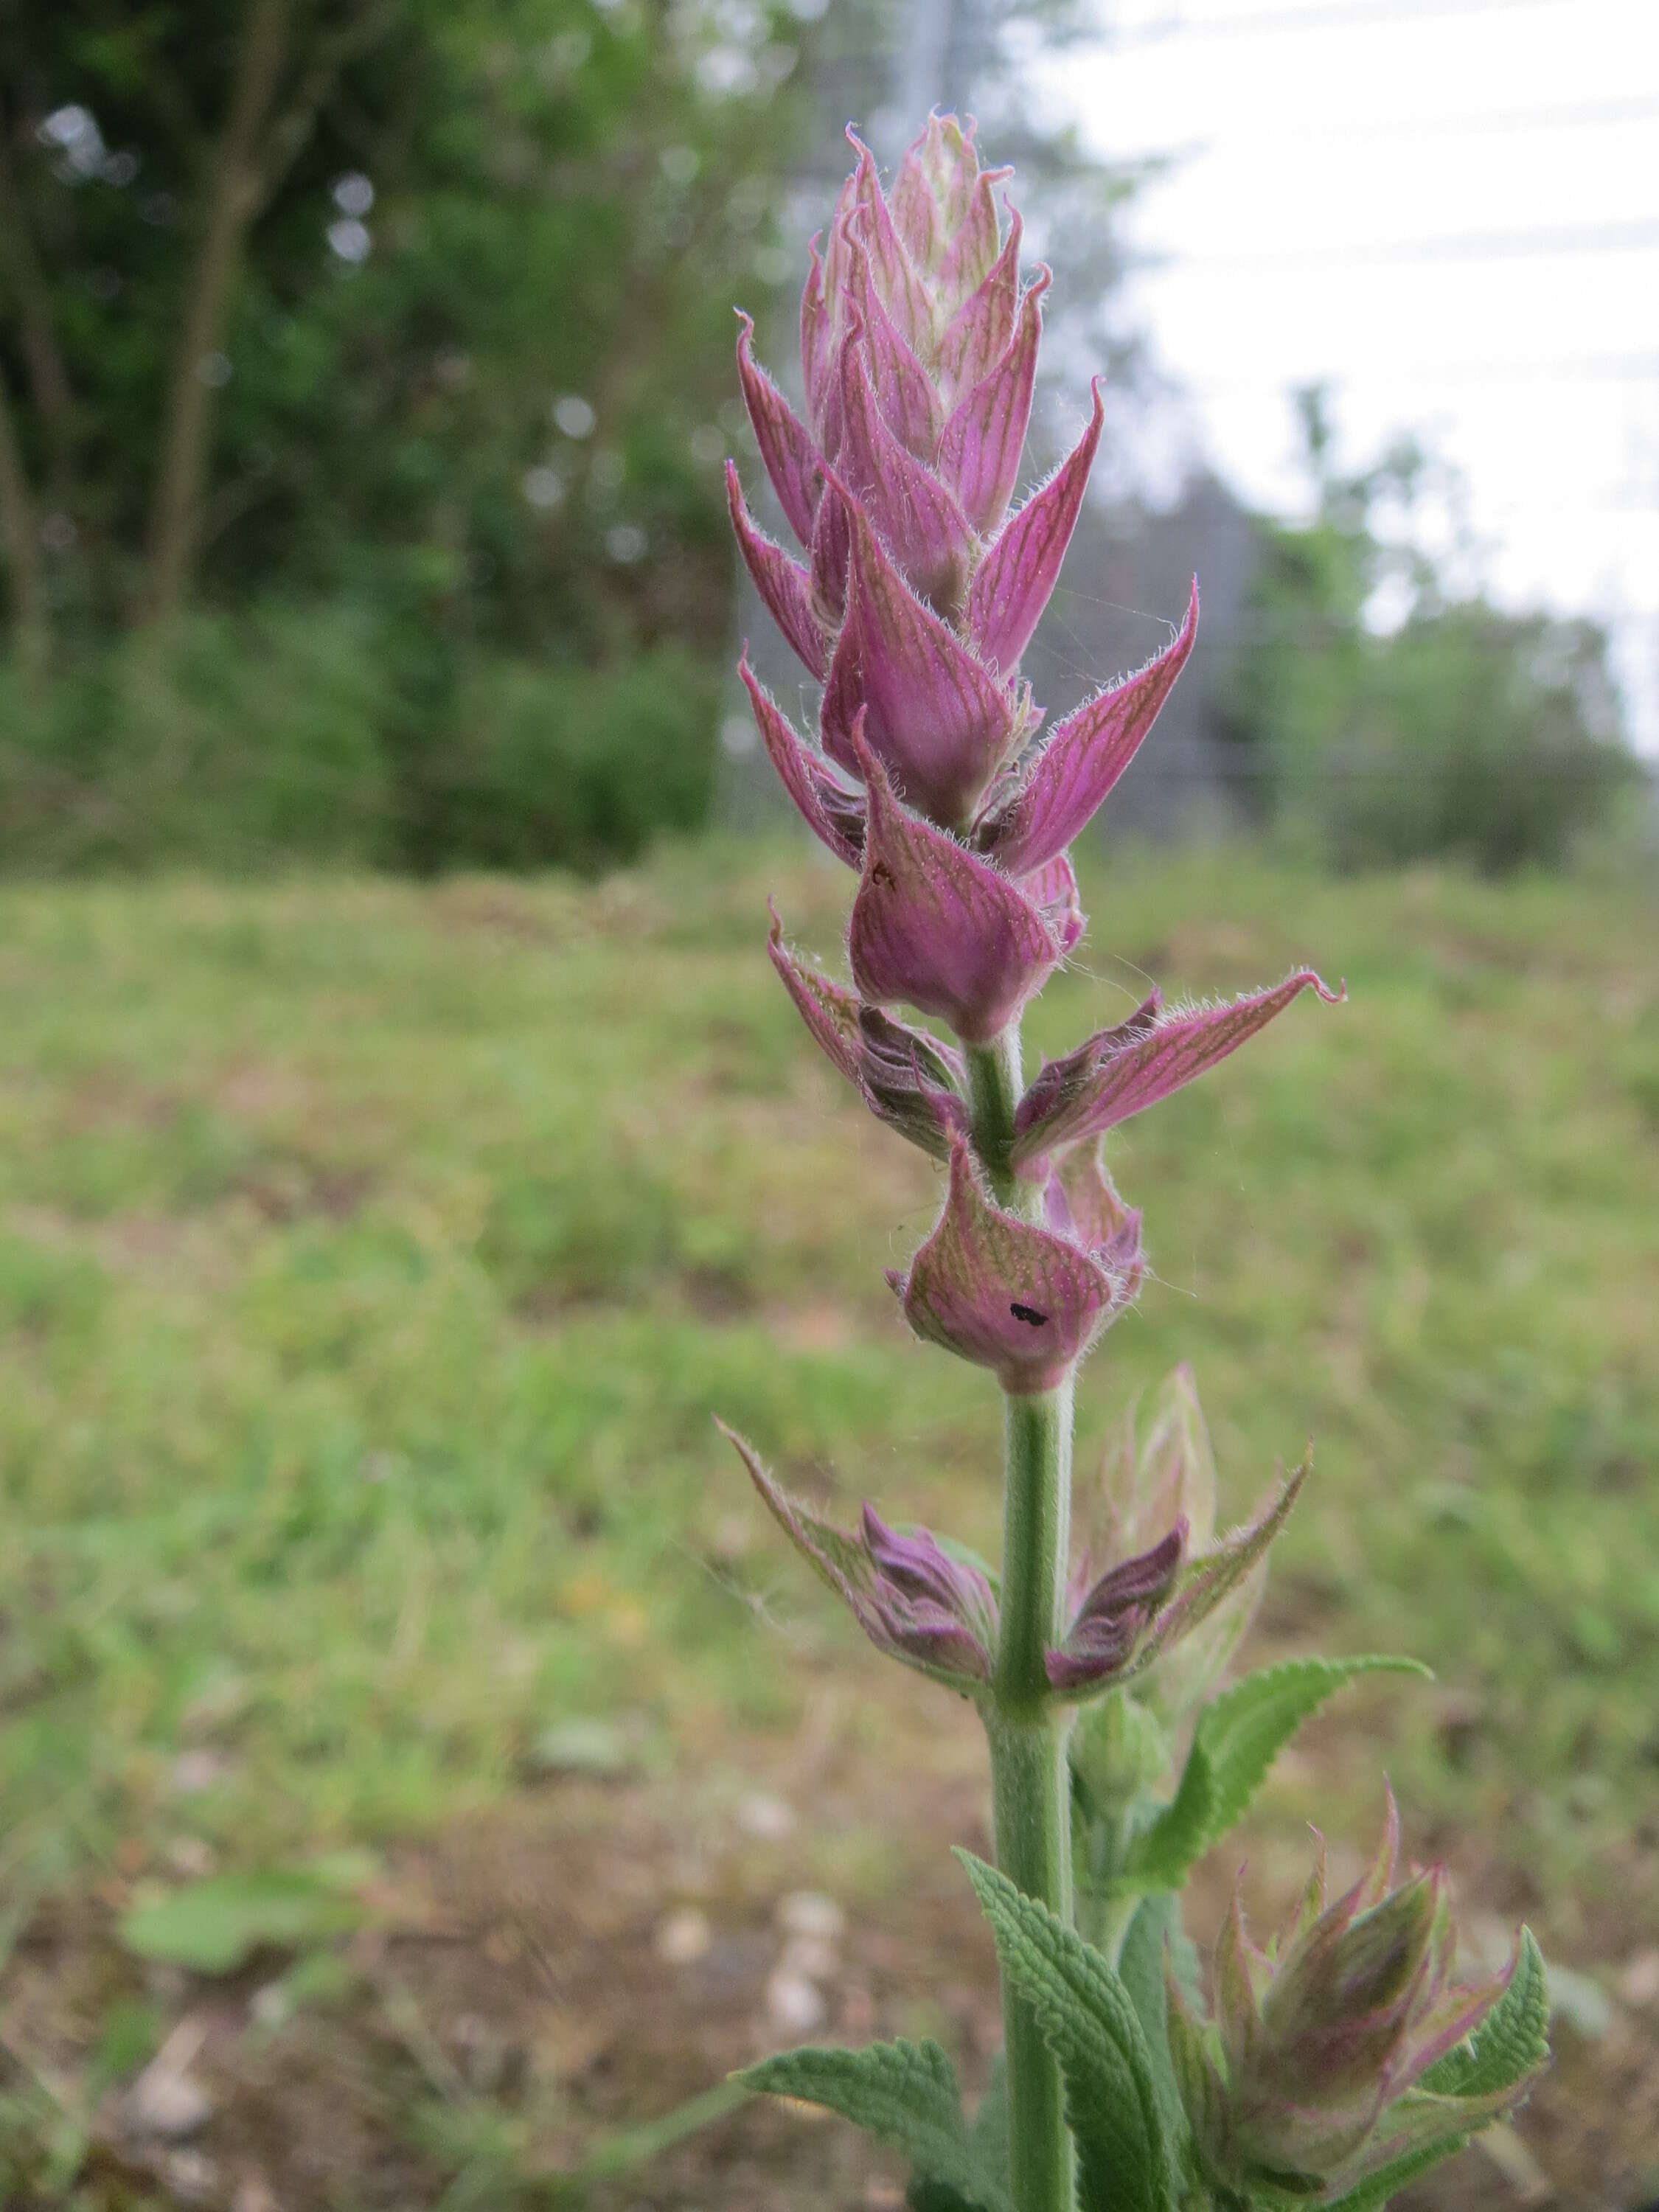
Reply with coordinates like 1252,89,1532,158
728,114,1337,1437
717,118,1550,2212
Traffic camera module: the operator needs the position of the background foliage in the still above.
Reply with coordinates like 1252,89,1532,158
0,0,804,868
1214,394,1638,872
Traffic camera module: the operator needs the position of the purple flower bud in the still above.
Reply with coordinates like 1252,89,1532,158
1172,1795,1545,2202
735,310,820,548
727,467,831,681
822,489,1023,830
973,580,1200,874
717,1421,996,1689
847,737,1071,1046
888,1138,1143,1394
767,906,971,1160
937,271,1048,539
731,119,1190,847
1012,963,1346,1178
1044,1523,1186,1692
737,657,866,867
1044,1392,1306,1700
1088,1364,1273,1720
962,369,1098,667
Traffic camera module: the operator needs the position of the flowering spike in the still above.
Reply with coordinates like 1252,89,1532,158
827,133,935,358
847,737,1065,1046
838,330,975,615
938,272,1050,540
892,113,981,268
847,226,945,459
964,371,1101,669
936,156,1013,316
735,313,821,547
1178,1804,1545,2202
727,465,831,681
977,580,1200,874
717,1421,995,1688
719,122,1536,2212
737,658,864,867
823,493,1019,829
766,908,970,1160
1012,966,1344,1174
935,204,1023,402
800,232,835,423
891,1137,1141,1393
808,470,852,620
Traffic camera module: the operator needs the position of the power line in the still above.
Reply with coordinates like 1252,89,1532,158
1107,0,1571,44
1165,218,1659,269
1188,352,1659,392
1240,92,1659,142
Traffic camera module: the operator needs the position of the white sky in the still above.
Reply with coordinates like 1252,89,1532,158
1035,0,1659,751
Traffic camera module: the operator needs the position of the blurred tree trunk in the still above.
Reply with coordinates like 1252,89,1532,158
142,0,293,625
140,0,401,625
0,95,74,504
0,367,46,675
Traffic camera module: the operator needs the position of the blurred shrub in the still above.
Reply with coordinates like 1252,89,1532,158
408,648,718,874
1217,393,1637,873
0,611,715,874
1316,605,1637,874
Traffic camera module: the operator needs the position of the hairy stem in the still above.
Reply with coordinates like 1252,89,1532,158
964,1028,1032,1214
989,1382,1075,2212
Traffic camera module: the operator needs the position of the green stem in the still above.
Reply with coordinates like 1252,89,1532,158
989,1382,1076,2212
964,1028,1032,1213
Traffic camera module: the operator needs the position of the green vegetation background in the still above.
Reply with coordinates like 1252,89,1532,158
3,842,1655,1902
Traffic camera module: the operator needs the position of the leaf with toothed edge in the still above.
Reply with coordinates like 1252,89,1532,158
959,1854,1181,2212
1419,1927,1549,2101
1115,1655,1432,1896
1115,1894,1197,2150
741,2039,1010,2212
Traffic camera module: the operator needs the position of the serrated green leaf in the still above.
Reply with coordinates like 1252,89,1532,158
119,1872,361,1974
1116,1895,1191,2151
1420,1927,1550,2100
1119,1657,1430,1894
959,1853,1178,2212
742,2040,1006,2212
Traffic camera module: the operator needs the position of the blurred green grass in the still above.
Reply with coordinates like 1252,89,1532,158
0,839,1655,1930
